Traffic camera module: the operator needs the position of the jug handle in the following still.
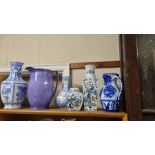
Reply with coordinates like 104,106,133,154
113,75,123,101
51,71,59,100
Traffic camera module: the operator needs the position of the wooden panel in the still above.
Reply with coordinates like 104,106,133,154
137,35,155,111
121,34,142,120
70,61,121,69
119,35,126,112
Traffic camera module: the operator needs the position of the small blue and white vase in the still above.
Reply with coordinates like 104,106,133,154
66,88,83,111
83,65,98,111
0,62,27,109
56,76,71,108
100,73,122,112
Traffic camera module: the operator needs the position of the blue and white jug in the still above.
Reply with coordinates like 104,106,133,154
0,62,27,109
100,73,122,112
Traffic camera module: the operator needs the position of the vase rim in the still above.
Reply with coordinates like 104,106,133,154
63,76,72,78
25,67,54,73
103,73,119,76
85,64,95,69
33,68,52,72
70,88,79,91
9,61,24,65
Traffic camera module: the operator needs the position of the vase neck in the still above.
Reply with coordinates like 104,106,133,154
85,65,96,79
7,62,23,81
103,74,113,85
103,73,119,85
86,73,95,79
62,76,71,92
70,88,79,93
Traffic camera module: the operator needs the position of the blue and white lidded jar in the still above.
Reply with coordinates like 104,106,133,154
66,88,83,111
56,76,71,108
0,62,27,109
100,73,123,112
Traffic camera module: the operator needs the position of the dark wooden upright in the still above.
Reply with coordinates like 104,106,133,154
120,34,142,120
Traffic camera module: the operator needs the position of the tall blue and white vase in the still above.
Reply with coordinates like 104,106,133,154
56,76,71,108
83,65,98,111
100,73,123,112
0,62,27,109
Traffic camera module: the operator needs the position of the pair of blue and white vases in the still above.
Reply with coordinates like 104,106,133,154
56,77,83,111
83,65,123,112
57,65,98,112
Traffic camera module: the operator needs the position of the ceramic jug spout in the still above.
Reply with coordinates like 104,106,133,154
25,67,34,73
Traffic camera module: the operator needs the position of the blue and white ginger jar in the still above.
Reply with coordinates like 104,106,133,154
0,62,27,109
100,73,122,112
66,88,83,111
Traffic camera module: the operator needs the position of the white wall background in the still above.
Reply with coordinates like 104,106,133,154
0,34,120,66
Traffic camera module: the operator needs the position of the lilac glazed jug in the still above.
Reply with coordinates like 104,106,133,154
26,67,58,109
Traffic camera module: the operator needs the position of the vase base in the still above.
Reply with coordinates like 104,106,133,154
4,104,21,109
84,107,97,112
30,107,49,110
103,109,119,112
100,100,119,112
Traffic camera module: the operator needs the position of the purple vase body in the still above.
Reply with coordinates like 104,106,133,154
26,67,57,109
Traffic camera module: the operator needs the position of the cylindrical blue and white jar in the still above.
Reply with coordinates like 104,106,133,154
0,62,27,109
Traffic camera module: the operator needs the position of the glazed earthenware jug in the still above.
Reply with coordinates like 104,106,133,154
100,73,122,112
1,62,27,109
26,67,58,109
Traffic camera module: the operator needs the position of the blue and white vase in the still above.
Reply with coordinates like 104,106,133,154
0,62,27,109
56,76,71,108
66,88,83,111
100,73,122,112
83,65,98,111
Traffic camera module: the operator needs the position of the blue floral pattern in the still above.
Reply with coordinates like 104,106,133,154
83,78,98,111
7,62,23,81
101,100,119,111
16,86,27,102
103,85,116,98
1,85,12,103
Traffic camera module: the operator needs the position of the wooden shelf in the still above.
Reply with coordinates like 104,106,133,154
70,61,121,69
142,109,155,115
0,108,128,121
